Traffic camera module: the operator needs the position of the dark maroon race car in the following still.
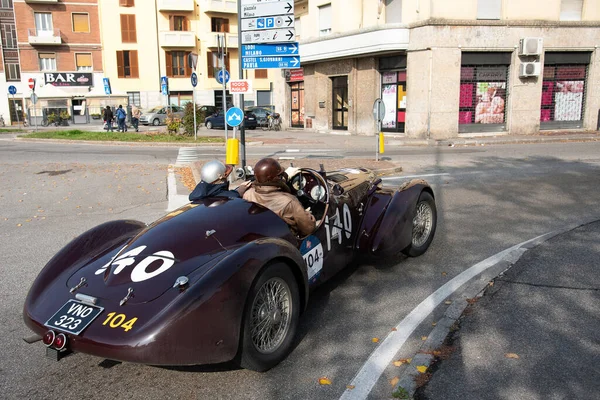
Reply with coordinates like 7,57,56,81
23,167,436,372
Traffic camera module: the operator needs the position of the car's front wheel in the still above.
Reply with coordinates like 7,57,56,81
402,191,437,257
239,262,299,372
206,121,213,129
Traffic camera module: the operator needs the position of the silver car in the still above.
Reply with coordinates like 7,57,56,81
139,106,185,126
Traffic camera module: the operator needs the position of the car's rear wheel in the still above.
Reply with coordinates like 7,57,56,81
152,118,160,126
206,121,213,129
239,262,299,372
402,191,437,257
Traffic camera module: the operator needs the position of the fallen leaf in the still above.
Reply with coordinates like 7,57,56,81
489,281,494,287
431,322,437,327
393,358,412,366
25,219,31,222
18,200,23,202
372,337,379,343
441,271,447,276
444,300,452,305
17,224,22,227
432,350,442,356
346,385,355,390
416,365,428,373
421,336,428,341
319,377,332,385
505,353,520,359
391,327,397,331
389,376,399,386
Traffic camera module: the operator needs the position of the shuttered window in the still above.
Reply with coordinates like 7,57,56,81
211,17,229,33
120,14,136,43
119,0,134,6
255,69,268,79
166,51,191,77
477,0,502,20
76,53,92,71
117,50,139,78
318,4,331,37
39,53,56,71
207,52,229,78
72,13,89,33
560,0,583,21
169,16,188,31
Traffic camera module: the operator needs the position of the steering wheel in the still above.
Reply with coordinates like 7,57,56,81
291,168,330,205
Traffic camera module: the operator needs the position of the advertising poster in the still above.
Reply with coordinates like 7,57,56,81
554,81,584,121
382,84,397,128
474,82,506,124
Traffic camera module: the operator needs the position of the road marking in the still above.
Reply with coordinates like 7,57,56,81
382,173,450,179
339,233,550,400
167,167,189,211
285,149,300,153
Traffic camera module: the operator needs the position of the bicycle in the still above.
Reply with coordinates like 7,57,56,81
261,112,282,131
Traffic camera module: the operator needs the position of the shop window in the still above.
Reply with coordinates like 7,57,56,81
116,50,139,78
5,62,20,81
72,13,89,33
120,14,136,43
169,91,193,107
211,17,229,33
319,4,332,37
127,92,141,107
170,16,188,31
560,0,583,21
119,0,134,6
39,53,56,71
166,51,191,77
380,71,407,132
76,53,92,71
477,0,502,20
255,69,268,79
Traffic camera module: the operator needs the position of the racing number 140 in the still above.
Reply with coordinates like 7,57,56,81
102,312,137,332
325,204,352,251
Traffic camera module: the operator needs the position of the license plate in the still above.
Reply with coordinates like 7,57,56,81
45,299,104,335
249,117,255,120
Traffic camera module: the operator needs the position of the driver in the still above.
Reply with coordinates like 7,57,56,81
243,158,316,237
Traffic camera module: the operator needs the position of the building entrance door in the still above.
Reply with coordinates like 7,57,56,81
332,76,348,130
9,99,23,125
290,81,304,127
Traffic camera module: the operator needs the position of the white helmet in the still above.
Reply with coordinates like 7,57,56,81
201,160,230,183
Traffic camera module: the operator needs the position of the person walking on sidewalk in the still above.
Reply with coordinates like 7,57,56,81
103,106,114,132
131,105,141,132
116,105,127,132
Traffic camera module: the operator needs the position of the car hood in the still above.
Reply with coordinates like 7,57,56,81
67,198,293,304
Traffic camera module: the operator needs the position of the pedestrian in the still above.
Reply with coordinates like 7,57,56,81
103,105,114,132
116,105,127,132
131,105,141,132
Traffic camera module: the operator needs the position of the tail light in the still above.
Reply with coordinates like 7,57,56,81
42,331,55,347
54,333,67,350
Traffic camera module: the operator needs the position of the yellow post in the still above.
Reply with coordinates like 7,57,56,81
379,132,385,154
226,138,239,165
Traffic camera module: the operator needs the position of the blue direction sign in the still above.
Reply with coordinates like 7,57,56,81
242,43,298,57
191,72,198,87
103,78,111,95
242,56,300,70
161,76,169,95
216,69,230,85
225,107,243,127
8,85,17,95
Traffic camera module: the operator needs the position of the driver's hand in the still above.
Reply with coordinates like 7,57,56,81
285,167,300,179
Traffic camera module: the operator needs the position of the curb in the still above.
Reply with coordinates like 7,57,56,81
392,218,598,398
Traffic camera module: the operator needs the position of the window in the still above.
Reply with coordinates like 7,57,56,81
127,92,141,107
169,16,188,31
0,0,13,9
34,13,53,34
255,69,268,79
5,63,20,81
318,4,332,37
119,0,134,6
1,23,17,49
477,0,502,20
72,13,89,33
38,53,56,71
207,51,229,78
116,50,139,78
166,51,191,77
560,0,583,21
120,14,136,43
76,53,92,71
211,17,229,33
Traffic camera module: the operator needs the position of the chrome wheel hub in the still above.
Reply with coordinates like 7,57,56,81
412,201,433,248
250,277,291,354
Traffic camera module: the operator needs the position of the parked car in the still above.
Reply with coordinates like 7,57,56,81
139,106,185,126
246,106,276,128
205,110,257,130
198,105,217,117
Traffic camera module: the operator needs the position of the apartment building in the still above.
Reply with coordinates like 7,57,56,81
273,0,600,138
1,0,19,124
14,0,104,125
98,0,274,114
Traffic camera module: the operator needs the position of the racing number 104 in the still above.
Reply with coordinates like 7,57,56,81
102,312,137,332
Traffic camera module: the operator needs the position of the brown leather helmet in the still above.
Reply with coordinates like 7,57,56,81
254,157,285,185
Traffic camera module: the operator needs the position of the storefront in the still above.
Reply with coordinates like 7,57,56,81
379,55,407,133
458,53,511,133
540,52,590,130
286,69,304,128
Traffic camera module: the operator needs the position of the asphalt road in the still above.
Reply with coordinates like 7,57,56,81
1,139,600,400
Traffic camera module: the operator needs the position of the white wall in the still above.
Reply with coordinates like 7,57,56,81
0,73,12,125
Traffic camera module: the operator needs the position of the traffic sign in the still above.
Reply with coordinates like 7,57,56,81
242,56,300,69
191,72,198,87
242,1,293,18
225,107,244,127
216,69,230,85
241,29,295,44
103,77,112,95
241,15,294,31
28,78,36,90
229,79,253,94
242,43,298,57
373,99,385,123
31,93,38,105
8,85,16,95
161,76,169,95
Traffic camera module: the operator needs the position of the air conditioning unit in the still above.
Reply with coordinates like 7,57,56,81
519,62,541,77
519,37,543,56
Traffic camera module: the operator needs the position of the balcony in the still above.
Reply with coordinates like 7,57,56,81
202,0,237,14
206,32,238,49
28,28,62,45
159,31,196,48
157,0,194,12
25,0,59,3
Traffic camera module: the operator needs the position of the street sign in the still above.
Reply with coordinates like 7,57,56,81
373,98,385,123
242,1,293,18
31,93,38,105
225,107,244,127
28,78,36,90
216,69,230,85
103,77,112,95
191,72,198,87
241,28,295,44
242,43,298,57
242,56,300,69
161,76,169,95
241,15,294,31
229,79,253,94
8,85,16,95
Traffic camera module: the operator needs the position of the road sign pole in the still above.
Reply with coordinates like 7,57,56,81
238,0,246,169
219,34,228,143
34,100,38,132
193,89,197,141
12,95,20,129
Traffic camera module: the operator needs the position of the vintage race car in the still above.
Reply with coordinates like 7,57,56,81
23,167,436,372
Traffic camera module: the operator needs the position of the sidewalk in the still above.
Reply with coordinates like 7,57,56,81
412,221,600,400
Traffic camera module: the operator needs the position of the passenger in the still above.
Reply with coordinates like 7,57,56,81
243,158,315,237
189,160,250,201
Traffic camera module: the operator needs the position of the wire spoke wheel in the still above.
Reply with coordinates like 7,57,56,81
412,201,433,248
249,277,292,354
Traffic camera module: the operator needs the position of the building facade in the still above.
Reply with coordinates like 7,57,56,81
1,0,19,125
273,0,600,139
14,0,105,125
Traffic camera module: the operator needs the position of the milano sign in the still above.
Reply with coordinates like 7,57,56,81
44,73,93,87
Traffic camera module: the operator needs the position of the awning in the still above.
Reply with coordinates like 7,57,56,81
35,84,90,98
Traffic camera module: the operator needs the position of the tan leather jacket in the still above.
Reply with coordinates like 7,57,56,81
243,185,315,236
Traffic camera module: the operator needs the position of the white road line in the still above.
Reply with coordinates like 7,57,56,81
339,233,550,400
382,173,451,179
285,149,301,152
167,167,190,212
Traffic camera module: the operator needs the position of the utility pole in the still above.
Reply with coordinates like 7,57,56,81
237,0,246,168
218,34,228,141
